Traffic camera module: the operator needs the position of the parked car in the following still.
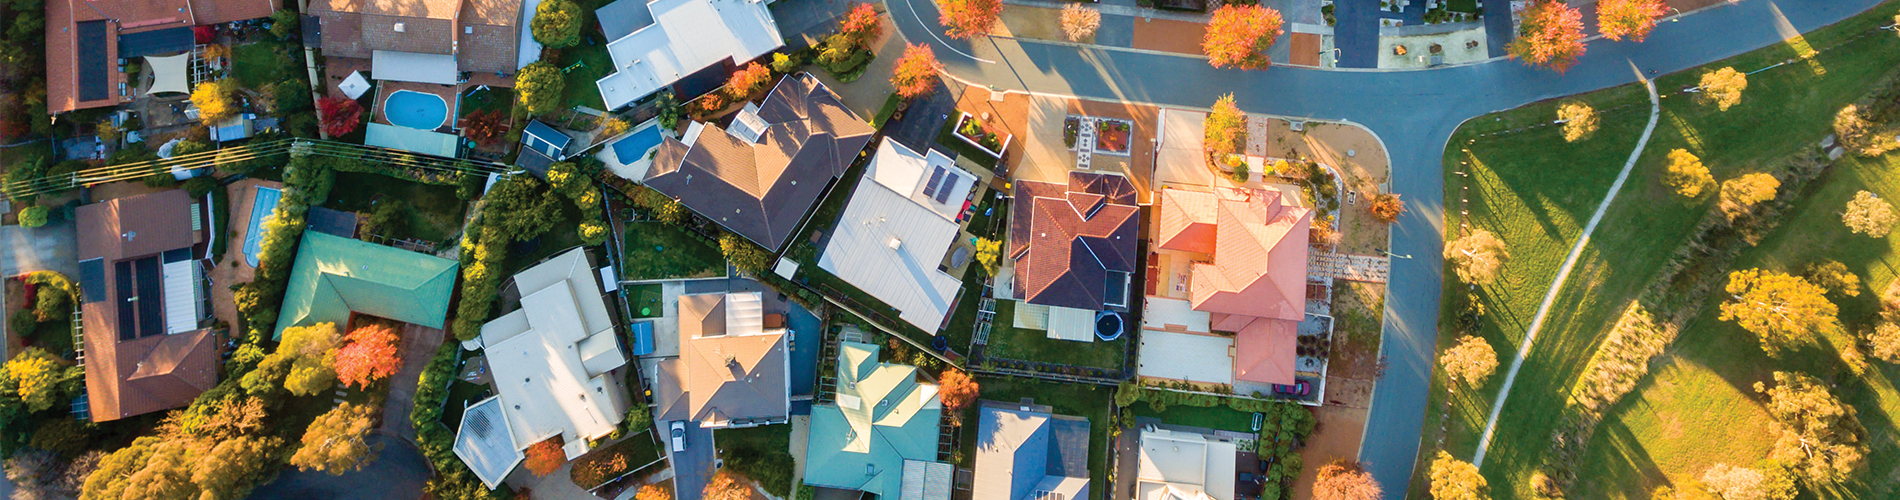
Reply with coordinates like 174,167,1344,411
670,421,686,452
1272,380,1311,397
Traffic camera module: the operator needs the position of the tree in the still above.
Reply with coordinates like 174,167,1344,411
1833,104,1898,156
1663,149,1715,198
1444,229,1508,285
1509,1,1586,72
1368,193,1404,223
1756,371,1866,483
938,369,980,418
937,0,1001,39
278,322,343,396
772,53,801,73
1702,463,1795,500
624,404,654,435
1428,451,1488,500
580,219,609,245
460,109,510,148
725,63,772,101
6,347,72,412
270,9,300,39
1841,190,1895,237
633,186,688,224
704,471,751,500
335,324,402,389
1205,94,1247,159
839,3,883,50
635,484,673,500
720,233,774,275
524,437,566,476
1557,101,1598,142
1202,5,1283,70
531,0,583,48
1866,321,1900,363
973,238,1000,276
516,62,567,116
1720,269,1838,356
1440,335,1498,390
96,117,122,143
484,176,564,243
18,205,48,228
1061,3,1101,42
1597,0,1665,42
291,403,378,475
317,96,363,137
1803,260,1860,298
1699,67,1748,111
1313,460,1383,500
192,80,237,124
1720,173,1780,221
891,44,942,100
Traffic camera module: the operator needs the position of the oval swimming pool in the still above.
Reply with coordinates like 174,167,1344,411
384,90,448,130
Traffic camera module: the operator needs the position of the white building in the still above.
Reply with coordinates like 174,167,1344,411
1135,428,1238,500
593,0,782,110
818,138,976,332
454,248,632,489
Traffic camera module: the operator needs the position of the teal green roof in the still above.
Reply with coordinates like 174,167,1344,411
272,231,460,339
804,341,942,497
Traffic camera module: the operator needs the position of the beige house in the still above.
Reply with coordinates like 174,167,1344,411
653,291,790,429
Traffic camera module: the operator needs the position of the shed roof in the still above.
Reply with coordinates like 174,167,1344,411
272,231,459,338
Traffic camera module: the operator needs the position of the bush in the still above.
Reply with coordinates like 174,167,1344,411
531,0,584,48
18,205,49,227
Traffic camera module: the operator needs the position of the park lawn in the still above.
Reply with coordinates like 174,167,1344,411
1130,403,1257,433
622,222,726,280
231,42,289,90
1419,4,1900,499
323,171,469,243
958,376,1114,500
985,300,1126,370
715,424,796,497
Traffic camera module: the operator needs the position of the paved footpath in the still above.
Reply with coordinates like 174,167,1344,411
883,0,1890,494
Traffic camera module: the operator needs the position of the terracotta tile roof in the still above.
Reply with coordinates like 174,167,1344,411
1160,187,1311,322
47,0,271,114
460,0,521,26
315,0,519,68
457,24,519,74
644,74,876,251
1009,172,1141,310
75,190,216,421
1232,317,1297,384
655,293,790,426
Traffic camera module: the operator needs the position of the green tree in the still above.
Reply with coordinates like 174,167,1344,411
1756,372,1866,483
580,219,609,245
483,176,563,243
1428,451,1488,500
720,233,773,275
1443,229,1507,285
515,62,566,116
18,205,48,227
1663,149,1714,198
1719,269,1838,356
290,403,378,475
772,53,801,73
633,185,688,224
6,347,74,412
1802,260,1860,297
1440,335,1498,390
270,9,300,39
1719,173,1780,221
275,323,342,396
531,0,584,48
1841,190,1895,237
1205,93,1247,160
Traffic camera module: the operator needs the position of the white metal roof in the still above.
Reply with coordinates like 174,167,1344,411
161,259,200,334
365,123,459,157
454,395,525,489
901,460,954,500
477,249,630,457
818,141,965,332
867,139,975,220
595,0,782,109
371,50,460,85
1046,306,1095,342
1136,429,1236,500
1136,330,1234,385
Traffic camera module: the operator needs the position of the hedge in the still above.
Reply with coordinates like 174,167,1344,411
410,342,506,499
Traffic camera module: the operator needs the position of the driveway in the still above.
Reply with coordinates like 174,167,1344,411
247,433,428,500
667,421,718,500
0,219,80,278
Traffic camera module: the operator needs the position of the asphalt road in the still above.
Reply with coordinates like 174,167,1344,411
247,433,429,500
883,0,1888,494
667,420,717,500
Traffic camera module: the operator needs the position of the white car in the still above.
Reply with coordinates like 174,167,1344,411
670,421,686,452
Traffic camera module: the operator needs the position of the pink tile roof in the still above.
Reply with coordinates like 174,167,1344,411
1158,187,1312,322
1232,317,1298,384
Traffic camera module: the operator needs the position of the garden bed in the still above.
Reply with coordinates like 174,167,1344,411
953,112,1011,158
1093,118,1132,155
571,432,664,490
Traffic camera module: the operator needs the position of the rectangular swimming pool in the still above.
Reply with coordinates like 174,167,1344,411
243,187,283,267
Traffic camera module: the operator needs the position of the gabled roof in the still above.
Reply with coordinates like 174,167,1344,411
311,0,521,74
644,73,875,251
805,341,944,497
1009,172,1141,310
77,190,200,263
973,402,1091,500
654,292,790,426
1159,187,1312,322
273,231,459,338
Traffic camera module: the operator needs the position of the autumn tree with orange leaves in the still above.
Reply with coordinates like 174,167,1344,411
525,437,566,476
1508,1,1586,72
1202,5,1284,70
726,63,772,101
704,471,751,500
938,369,980,425
891,44,942,100
1597,0,1666,42
840,3,883,50
938,0,1001,39
335,324,402,389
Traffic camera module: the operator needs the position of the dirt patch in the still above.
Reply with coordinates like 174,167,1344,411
1288,33,1323,67
1328,282,1385,383
1291,393,1370,500
997,5,1065,41
1131,19,1208,56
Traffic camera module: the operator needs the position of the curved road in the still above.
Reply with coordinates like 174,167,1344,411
883,0,1889,495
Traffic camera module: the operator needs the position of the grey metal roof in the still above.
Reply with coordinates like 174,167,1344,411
594,0,655,40
973,403,1091,500
453,395,525,489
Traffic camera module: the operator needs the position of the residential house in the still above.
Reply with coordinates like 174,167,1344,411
642,73,874,252
652,291,790,429
592,0,780,110
1134,428,1237,500
1008,172,1140,341
804,341,951,500
817,138,974,332
310,0,523,84
271,231,459,339
971,400,1090,500
46,0,274,113
76,190,216,421
454,248,631,489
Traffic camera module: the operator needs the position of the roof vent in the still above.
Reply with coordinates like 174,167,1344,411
394,22,406,32
465,26,473,34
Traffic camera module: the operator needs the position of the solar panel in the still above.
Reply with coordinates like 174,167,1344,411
115,261,135,340
117,27,194,59
79,259,106,304
922,166,945,197
135,257,164,338
934,173,957,204
163,248,193,263
76,22,109,102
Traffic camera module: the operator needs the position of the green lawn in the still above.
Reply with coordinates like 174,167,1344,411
459,86,514,120
622,222,726,280
1129,403,1257,433
626,283,663,318
231,42,291,90
1422,4,1900,499
985,300,1126,370
959,376,1114,500
715,424,796,497
1444,0,1479,13
323,171,469,243
556,36,614,111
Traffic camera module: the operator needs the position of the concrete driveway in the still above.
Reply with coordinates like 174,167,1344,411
667,421,717,500
247,433,428,500
0,219,80,278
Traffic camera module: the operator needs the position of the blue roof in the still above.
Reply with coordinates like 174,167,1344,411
523,120,571,151
629,321,655,356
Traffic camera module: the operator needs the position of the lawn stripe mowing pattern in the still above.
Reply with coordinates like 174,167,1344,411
1421,5,1900,499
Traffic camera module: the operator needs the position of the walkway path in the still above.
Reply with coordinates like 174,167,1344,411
883,0,1888,494
1473,74,1661,468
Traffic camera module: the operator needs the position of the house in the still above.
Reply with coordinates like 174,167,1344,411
652,291,790,429
1008,172,1140,341
1135,428,1237,500
46,0,273,114
76,190,216,421
310,0,523,84
643,73,874,252
1148,186,1312,385
592,0,780,110
454,248,631,489
516,120,573,174
817,138,974,332
271,231,459,339
971,400,1090,500
804,341,951,500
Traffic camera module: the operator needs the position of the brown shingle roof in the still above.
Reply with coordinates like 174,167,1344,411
75,190,216,421
654,293,789,426
77,190,200,263
1009,172,1141,310
316,0,521,71
644,73,876,251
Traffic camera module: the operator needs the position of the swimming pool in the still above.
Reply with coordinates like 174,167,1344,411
612,125,664,165
242,187,283,267
384,90,448,130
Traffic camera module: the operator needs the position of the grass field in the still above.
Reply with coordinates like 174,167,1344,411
959,376,1114,500
556,34,614,111
622,222,726,280
715,424,796,497
986,300,1127,370
1420,4,1900,499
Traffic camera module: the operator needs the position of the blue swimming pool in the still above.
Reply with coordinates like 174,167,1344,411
384,90,448,130
612,125,664,165
243,187,283,267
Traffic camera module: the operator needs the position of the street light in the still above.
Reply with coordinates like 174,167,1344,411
1379,249,1413,259
1669,7,1681,22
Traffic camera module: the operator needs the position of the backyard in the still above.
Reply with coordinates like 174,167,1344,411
555,14,616,112
324,171,470,243
231,41,293,90
984,300,1126,371
958,376,1113,500
1422,4,1900,499
621,222,726,280
1129,403,1257,433
625,283,663,319
714,424,796,497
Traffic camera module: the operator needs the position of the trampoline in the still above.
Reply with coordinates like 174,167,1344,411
242,187,283,267
384,90,449,130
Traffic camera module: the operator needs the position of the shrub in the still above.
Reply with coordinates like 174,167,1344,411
1061,3,1101,42
1662,149,1713,197
531,0,584,48
1557,101,1598,142
1698,67,1748,111
18,205,48,227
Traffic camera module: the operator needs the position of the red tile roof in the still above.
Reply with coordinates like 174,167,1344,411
1009,172,1141,310
1159,187,1311,322
47,0,274,114
75,190,217,421
1231,317,1297,384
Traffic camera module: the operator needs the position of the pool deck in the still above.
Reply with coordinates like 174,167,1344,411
373,80,462,132
208,178,282,328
